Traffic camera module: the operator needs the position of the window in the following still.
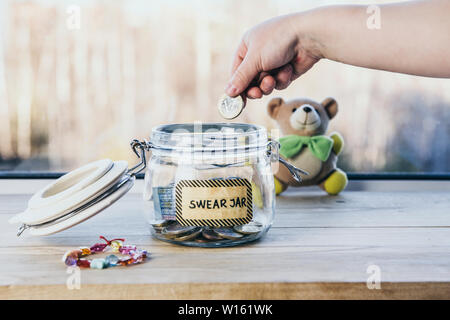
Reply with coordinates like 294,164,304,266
0,0,449,174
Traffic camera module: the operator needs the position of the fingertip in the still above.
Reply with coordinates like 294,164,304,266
246,86,263,99
225,82,239,97
260,75,276,95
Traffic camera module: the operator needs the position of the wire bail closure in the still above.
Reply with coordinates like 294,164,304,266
267,139,308,183
127,139,154,177
17,224,28,237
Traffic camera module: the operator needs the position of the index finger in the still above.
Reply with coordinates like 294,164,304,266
230,39,248,76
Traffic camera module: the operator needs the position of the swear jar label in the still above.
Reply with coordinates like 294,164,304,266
175,178,253,227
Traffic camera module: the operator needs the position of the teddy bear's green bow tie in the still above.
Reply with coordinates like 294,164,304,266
279,135,334,161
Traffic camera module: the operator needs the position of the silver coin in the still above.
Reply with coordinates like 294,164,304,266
152,220,175,233
202,228,224,241
234,223,263,235
172,228,203,241
151,219,173,228
161,223,199,238
213,227,244,240
153,226,164,233
218,94,244,119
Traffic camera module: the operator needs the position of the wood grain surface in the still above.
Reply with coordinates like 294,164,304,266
1,186,449,299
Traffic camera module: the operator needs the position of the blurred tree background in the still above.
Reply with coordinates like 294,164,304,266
0,0,449,173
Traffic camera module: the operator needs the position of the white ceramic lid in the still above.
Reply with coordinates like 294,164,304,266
9,159,135,236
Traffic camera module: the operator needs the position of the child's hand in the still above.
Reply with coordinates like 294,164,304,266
226,14,321,99
226,1,450,99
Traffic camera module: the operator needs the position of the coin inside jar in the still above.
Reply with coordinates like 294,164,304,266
161,223,199,238
151,220,175,232
213,227,244,240
151,220,173,228
202,228,224,241
217,94,244,119
234,223,263,235
171,228,202,241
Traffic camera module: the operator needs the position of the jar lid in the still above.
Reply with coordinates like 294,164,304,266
9,159,135,236
150,123,268,154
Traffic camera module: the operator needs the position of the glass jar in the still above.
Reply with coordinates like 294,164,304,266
141,123,278,247
11,122,305,242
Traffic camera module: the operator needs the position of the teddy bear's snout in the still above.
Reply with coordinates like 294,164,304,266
289,104,321,130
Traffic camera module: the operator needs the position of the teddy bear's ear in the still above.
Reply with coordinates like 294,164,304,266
321,97,338,119
267,97,284,119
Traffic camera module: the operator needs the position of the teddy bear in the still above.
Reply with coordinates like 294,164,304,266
267,97,348,195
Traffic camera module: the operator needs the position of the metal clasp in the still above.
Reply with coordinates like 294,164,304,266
17,224,29,237
127,139,154,177
267,139,309,183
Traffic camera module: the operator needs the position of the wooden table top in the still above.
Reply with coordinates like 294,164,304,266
1,182,449,299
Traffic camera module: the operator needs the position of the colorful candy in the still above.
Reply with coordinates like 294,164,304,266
90,243,107,252
90,258,106,269
62,249,82,266
77,259,91,268
119,245,137,255
79,247,91,256
62,236,148,269
105,254,120,266
110,240,123,253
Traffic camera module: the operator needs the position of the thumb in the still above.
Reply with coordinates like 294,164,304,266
226,54,260,97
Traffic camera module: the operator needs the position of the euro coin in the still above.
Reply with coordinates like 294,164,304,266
151,220,173,228
152,220,175,232
161,223,199,238
218,94,244,119
172,228,202,241
213,227,244,240
234,223,263,235
202,228,224,241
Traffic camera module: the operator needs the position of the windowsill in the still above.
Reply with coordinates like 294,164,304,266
1,178,449,195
